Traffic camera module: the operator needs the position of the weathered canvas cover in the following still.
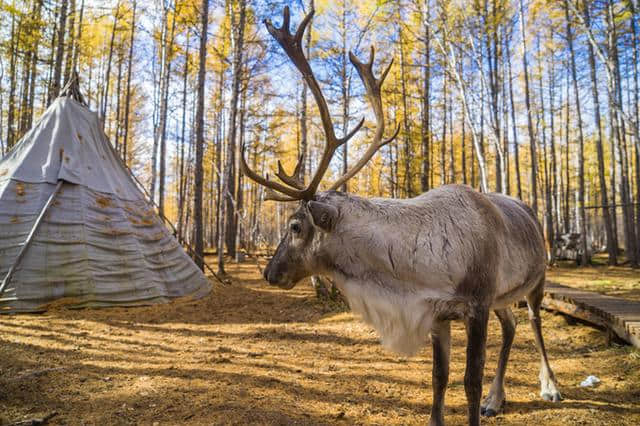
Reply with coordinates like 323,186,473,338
0,97,211,313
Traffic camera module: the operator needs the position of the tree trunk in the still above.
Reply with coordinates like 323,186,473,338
122,0,136,165
300,0,314,180
339,3,349,192
46,7,59,106
547,50,558,263
114,46,124,152
631,0,640,263
564,0,589,265
441,70,447,186
542,109,553,263
506,34,522,199
584,2,616,264
19,0,44,138
536,37,552,262
448,77,455,183
421,0,431,192
72,0,85,74
26,9,40,132
563,69,571,234
214,36,226,255
235,74,248,261
49,0,68,104
101,0,121,126
485,0,504,194
501,29,510,195
479,84,486,190
519,0,538,216
177,34,189,242
606,0,637,266
7,13,18,149
398,21,413,196
19,14,32,137
194,0,209,271
461,101,467,184
63,0,76,85
158,6,177,218
222,0,247,259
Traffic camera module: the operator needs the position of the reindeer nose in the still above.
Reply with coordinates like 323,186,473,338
264,267,282,285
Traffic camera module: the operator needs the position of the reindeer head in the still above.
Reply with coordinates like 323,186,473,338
263,197,342,288
243,7,398,289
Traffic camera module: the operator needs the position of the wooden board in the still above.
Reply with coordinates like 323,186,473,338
542,282,640,348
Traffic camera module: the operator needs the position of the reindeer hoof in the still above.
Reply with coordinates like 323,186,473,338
480,394,506,417
480,406,501,417
481,407,498,417
541,391,563,402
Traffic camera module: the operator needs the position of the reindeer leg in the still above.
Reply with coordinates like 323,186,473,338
464,307,490,426
428,320,451,426
481,308,516,417
526,279,562,402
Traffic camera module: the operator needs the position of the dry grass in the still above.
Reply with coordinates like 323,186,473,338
1,260,639,425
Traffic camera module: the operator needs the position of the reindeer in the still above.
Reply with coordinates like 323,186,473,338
242,8,562,426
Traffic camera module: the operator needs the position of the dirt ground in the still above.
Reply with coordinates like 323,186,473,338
547,261,640,301
1,260,640,425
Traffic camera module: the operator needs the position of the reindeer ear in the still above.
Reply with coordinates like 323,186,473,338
308,201,338,232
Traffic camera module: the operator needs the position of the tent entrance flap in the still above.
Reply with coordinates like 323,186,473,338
0,180,64,298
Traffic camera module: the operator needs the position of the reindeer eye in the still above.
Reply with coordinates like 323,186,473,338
290,222,301,234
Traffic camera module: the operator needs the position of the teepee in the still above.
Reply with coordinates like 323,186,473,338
0,80,210,313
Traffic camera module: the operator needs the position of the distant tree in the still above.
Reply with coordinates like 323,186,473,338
220,0,247,264
49,0,69,104
518,0,537,216
194,0,209,271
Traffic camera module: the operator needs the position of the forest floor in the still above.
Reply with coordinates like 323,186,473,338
548,259,640,301
1,259,640,425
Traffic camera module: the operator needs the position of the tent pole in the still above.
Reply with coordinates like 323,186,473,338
0,180,64,299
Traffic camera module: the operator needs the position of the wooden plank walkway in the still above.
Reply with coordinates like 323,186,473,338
543,282,640,349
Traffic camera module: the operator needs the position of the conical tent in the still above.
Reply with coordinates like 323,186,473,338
0,94,211,313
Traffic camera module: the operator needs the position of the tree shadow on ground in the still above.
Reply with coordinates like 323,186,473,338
2,262,639,425
2,335,638,426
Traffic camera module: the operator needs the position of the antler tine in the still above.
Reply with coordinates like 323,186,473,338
338,116,365,145
276,153,305,190
294,8,314,44
366,45,375,70
264,6,293,38
349,47,394,93
384,123,402,145
378,57,394,88
264,187,299,202
282,6,291,34
239,144,303,199
328,47,398,191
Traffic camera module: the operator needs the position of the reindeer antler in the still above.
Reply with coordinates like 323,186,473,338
240,7,398,201
330,47,400,191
